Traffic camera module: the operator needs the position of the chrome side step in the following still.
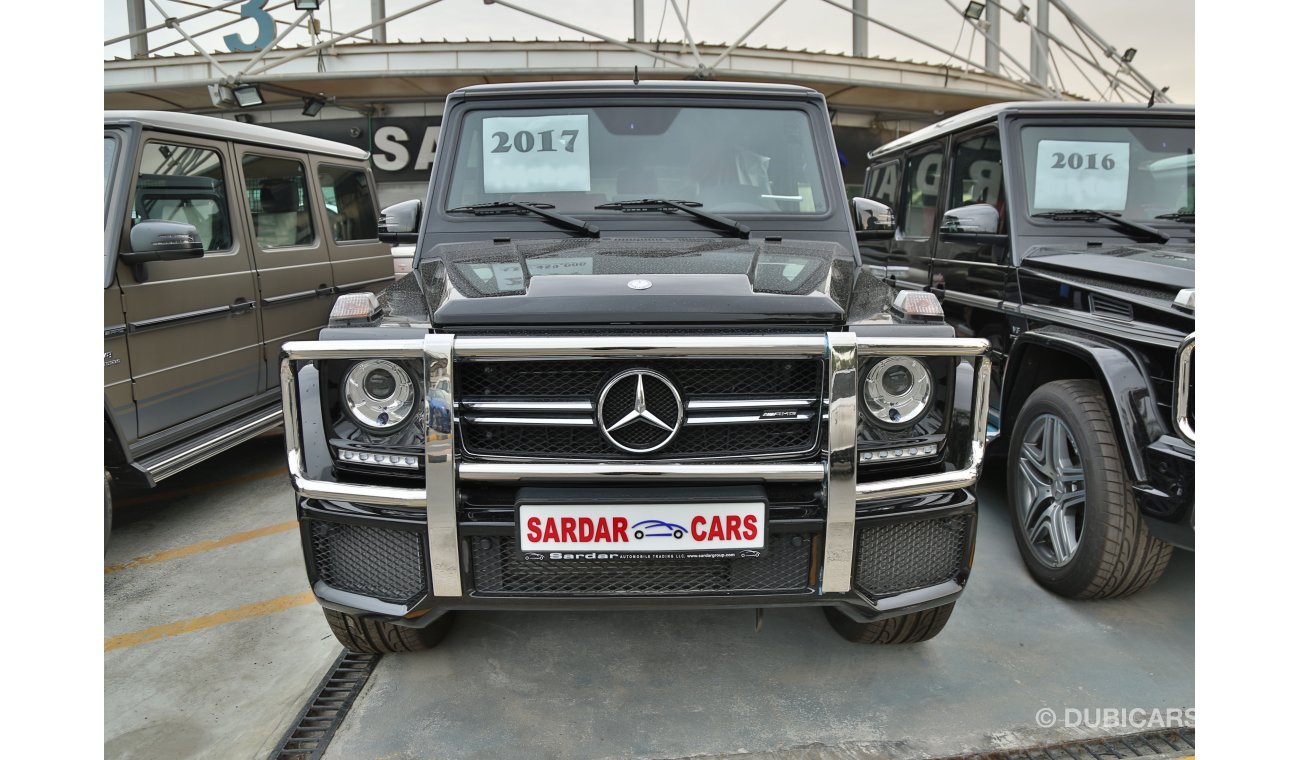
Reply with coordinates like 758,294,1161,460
137,407,283,484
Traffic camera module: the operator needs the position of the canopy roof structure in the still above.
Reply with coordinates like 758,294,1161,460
104,0,1173,120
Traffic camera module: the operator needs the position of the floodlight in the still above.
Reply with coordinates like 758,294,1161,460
963,2,985,20
1014,4,1029,22
294,0,322,10
232,84,264,108
302,96,326,117
1121,47,1137,63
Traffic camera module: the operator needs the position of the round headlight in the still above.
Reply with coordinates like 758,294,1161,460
342,360,416,432
862,356,933,427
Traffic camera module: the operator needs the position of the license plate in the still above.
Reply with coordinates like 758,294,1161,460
518,502,766,557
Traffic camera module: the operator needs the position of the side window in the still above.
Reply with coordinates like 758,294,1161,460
133,142,232,252
242,154,315,249
318,165,379,242
949,131,1004,211
864,160,900,208
902,144,945,239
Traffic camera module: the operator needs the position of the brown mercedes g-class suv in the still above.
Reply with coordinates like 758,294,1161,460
104,111,394,542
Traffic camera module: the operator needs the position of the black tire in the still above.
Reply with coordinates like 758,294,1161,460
104,472,113,552
1007,379,1172,599
323,609,455,653
823,603,954,644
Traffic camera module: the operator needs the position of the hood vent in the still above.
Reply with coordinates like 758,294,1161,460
1089,294,1134,321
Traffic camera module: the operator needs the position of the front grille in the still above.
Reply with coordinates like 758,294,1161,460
853,514,970,597
457,358,823,460
310,521,427,604
470,531,815,595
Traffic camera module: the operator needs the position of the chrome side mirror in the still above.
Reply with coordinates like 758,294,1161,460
941,203,1000,234
379,199,422,243
851,197,896,233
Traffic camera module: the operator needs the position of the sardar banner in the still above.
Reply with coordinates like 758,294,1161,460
271,116,443,183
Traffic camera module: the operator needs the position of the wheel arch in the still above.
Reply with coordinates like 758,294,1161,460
1002,326,1166,485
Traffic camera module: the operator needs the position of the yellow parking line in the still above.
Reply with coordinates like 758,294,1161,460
105,520,298,574
105,591,316,652
113,465,288,508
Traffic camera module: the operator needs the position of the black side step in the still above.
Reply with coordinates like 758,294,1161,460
268,650,381,760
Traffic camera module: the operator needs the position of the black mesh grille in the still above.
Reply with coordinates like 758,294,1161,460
461,420,815,459
470,531,815,595
853,515,970,597
310,521,427,604
458,359,820,398
457,358,823,460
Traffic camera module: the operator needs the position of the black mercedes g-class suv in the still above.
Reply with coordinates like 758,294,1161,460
858,101,1193,599
279,81,991,652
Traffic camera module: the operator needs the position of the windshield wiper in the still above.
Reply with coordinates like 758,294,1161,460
446,201,599,238
593,198,751,239
1153,211,1195,223
1032,209,1169,243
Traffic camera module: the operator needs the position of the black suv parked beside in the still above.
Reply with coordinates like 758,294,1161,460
279,80,992,652
858,101,1193,598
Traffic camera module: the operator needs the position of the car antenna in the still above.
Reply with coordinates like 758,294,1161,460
1147,89,1156,108
633,65,640,85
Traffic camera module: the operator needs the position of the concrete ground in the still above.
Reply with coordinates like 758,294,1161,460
104,439,1193,760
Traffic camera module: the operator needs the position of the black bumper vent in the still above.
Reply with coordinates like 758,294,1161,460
854,515,970,597
470,531,815,596
310,521,427,604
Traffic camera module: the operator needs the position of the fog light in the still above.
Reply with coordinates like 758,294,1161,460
860,443,939,464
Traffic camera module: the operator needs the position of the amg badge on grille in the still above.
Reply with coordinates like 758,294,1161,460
596,369,683,453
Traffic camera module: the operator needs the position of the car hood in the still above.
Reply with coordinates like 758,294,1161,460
1020,242,1195,292
410,237,856,327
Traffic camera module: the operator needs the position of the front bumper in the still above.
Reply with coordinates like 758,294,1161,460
281,333,990,627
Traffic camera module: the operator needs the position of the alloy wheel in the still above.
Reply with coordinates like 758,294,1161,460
1014,413,1087,568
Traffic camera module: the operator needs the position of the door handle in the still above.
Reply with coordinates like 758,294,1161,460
229,299,255,315
315,284,335,297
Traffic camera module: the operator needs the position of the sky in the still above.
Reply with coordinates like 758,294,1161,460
103,0,1194,104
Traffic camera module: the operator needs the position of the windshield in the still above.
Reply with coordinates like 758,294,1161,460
1018,123,1194,223
445,106,830,216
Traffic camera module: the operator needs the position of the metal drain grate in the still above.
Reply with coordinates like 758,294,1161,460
267,649,381,759
931,727,1195,760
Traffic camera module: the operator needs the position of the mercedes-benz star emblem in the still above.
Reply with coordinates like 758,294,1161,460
596,369,683,453
628,278,653,290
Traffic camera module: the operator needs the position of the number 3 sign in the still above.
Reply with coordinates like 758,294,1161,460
482,114,591,193
1034,140,1130,211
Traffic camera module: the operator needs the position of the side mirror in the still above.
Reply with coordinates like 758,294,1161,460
120,221,204,265
851,197,896,240
941,203,1001,234
379,199,421,244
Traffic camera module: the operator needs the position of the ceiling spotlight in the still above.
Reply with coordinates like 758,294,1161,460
232,84,264,108
302,96,326,117
963,1,986,20
1014,4,1029,22
294,0,322,10
1121,47,1138,63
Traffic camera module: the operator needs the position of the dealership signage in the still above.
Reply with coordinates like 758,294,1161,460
272,116,443,183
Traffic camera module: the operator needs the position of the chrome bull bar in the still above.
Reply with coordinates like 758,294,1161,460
280,333,990,599
1174,332,1195,444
